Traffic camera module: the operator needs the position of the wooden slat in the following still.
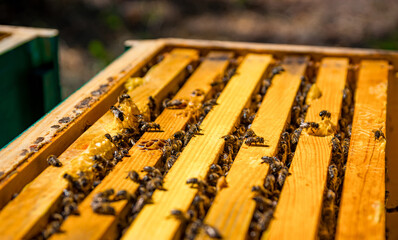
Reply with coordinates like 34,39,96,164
49,51,233,240
386,70,398,239
197,56,308,239
263,58,349,240
122,54,273,240
336,60,388,240
127,38,398,69
0,48,198,239
0,40,165,209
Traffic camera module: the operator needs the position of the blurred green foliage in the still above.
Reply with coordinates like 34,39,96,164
368,32,398,50
102,11,124,31
88,39,111,65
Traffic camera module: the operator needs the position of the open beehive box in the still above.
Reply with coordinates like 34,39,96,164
0,39,397,240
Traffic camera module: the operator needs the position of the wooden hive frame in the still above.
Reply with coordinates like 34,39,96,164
0,38,397,240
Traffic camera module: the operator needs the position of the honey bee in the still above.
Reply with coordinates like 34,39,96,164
186,64,194,74
164,99,187,109
112,134,130,148
132,193,152,214
92,163,104,174
291,106,301,124
62,202,79,216
185,220,202,240
127,170,141,183
261,156,283,173
261,208,274,229
343,87,352,106
203,98,218,108
173,130,186,140
219,152,233,165
92,203,116,215
210,80,225,88
162,98,171,109
110,106,124,121
323,189,336,218
146,178,164,192
165,155,178,171
209,164,224,175
280,132,290,147
291,128,302,147
276,167,290,188
47,155,62,167
241,108,254,124
186,178,206,189
347,124,352,137
113,190,133,201
279,139,289,163
192,195,208,218
342,138,350,158
191,89,205,97
222,135,239,144
41,220,62,239
204,185,217,197
271,66,285,77
328,164,340,192
143,166,162,177
311,122,320,129
141,122,161,132
264,174,276,192
63,173,77,188
187,123,201,135
244,129,256,138
245,136,265,146
170,209,189,222
92,154,108,163
330,136,342,153
193,193,211,209
251,185,272,197
372,127,386,140
319,110,331,120
252,94,262,104
51,213,63,222
260,78,271,95
252,195,275,210
203,224,222,239
207,173,220,183
301,122,319,130
118,93,131,104
99,188,115,198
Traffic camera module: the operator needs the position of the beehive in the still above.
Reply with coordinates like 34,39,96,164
0,25,60,148
0,39,397,240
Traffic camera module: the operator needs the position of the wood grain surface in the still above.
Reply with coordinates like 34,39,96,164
122,54,272,240
263,58,349,240
197,56,309,240
336,60,388,240
50,51,232,240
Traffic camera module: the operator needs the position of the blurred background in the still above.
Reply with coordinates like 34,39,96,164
2,0,398,99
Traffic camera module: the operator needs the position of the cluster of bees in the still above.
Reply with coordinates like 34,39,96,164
167,65,283,240
112,66,239,236
35,58,372,240
37,92,168,239
318,84,354,240
248,72,313,240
